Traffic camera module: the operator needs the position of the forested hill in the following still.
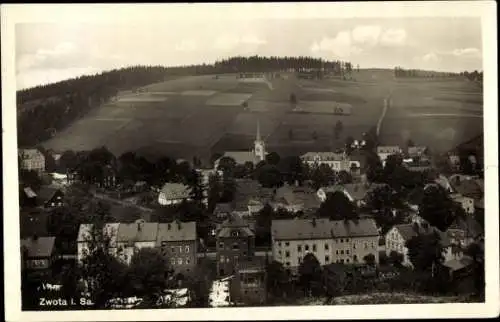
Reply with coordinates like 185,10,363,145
17,56,352,147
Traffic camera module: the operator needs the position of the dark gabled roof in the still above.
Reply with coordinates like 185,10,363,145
450,178,483,200
37,186,62,203
21,236,55,258
214,203,233,214
217,213,255,238
392,223,450,247
272,218,379,240
156,220,196,244
448,217,483,238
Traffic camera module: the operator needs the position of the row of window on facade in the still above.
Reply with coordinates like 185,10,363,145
282,256,357,267
277,240,376,251
219,242,243,251
170,257,192,266
160,244,191,254
220,255,241,263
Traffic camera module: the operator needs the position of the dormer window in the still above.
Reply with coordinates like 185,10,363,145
231,230,240,237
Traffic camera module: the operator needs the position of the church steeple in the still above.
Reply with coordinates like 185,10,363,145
254,119,266,162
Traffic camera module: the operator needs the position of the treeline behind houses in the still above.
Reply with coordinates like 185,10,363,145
17,56,352,148
394,66,483,81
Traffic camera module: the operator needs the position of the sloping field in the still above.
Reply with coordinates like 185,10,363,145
379,78,483,152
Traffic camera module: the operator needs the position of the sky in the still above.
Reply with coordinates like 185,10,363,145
15,17,483,90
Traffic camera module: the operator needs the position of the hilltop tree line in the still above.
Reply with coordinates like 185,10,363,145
394,66,483,81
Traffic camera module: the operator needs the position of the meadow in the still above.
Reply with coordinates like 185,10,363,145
41,70,483,164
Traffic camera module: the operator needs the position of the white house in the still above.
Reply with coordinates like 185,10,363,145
116,220,159,265
300,152,348,172
158,183,192,206
19,148,46,174
377,146,401,166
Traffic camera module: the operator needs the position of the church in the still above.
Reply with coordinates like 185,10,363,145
214,121,268,169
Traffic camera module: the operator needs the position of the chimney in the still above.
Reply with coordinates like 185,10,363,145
295,180,300,187
177,221,182,230
167,223,171,230
312,218,317,227
33,234,38,242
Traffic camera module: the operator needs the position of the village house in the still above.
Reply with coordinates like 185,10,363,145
36,186,65,208
317,182,389,207
19,148,46,174
214,121,267,169
447,152,461,171
271,183,321,213
156,220,197,275
384,223,450,268
376,146,401,166
230,256,267,306
77,223,120,263
19,186,38,208
448,175,483,215
230,179,274,218
271,218,380,275
196,168,223,206
216,214,256,277
21,235,57,272
300,152,348,172
158,182,192,206
407,146,429,158
446,216,483,248
116,220,159,265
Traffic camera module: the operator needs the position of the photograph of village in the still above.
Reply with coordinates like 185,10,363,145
13,7,487,311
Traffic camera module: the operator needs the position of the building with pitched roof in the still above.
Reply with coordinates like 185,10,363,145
37,186,64,208
216,213,256,277
317,183,388,206
230,256,267,305
385,222,450,268
156,220,197,275
377,146,402,166
407,146,428,158
271,183,321,213
116,220,159,264
214,121,267,168
19,148,46,174
21,236,56,271
448,175,483,215
158,182,192,206
271,218,379,274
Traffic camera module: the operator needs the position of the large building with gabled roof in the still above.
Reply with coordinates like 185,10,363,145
271,218,379,274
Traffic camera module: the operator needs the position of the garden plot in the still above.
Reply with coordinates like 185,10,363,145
117,94,169,103
180,90,218,96
206,93,253,106
296,100,353,114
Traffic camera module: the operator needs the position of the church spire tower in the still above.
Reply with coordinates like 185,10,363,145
254,119,266,162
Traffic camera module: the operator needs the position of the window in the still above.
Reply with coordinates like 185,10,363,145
179,246,183,253
171,246,175,253
297,245,302,252
340,259,344,264
185,246,190,253
234,255,239,262
298,257,302,264
186,258,190,265
340,239,344,243
219,242,224,249
336,250,339,255
325,255,330,262
231,231,239,237
286,262,290,267
346,238,350,242
278,242,281,247
353,255,358,261
364,243,368,249
340,250,344,255
325,244,329,250
220,256,225,263
346,258,350,263
353,243,356,249
232,243,240,250
285,251,290,258
171,258,176,265
305,245,309,251
346,250,349,255
178,258,183,265
312,244,317,252
285,242,290,247
279,250,282,255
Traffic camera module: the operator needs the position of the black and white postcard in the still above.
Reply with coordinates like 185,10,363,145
2,2,498,321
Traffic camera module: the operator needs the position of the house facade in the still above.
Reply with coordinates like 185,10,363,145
21,236,56,272
37,187,64,208
377,146,401,165
230,257,267,305
116,220,159,265
19,149,46,174
158,183,192,206
156,220,197,275
300,152,348,172
216,214,256,277
271,218,380,275
317,183,388,207
271,184,321,213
